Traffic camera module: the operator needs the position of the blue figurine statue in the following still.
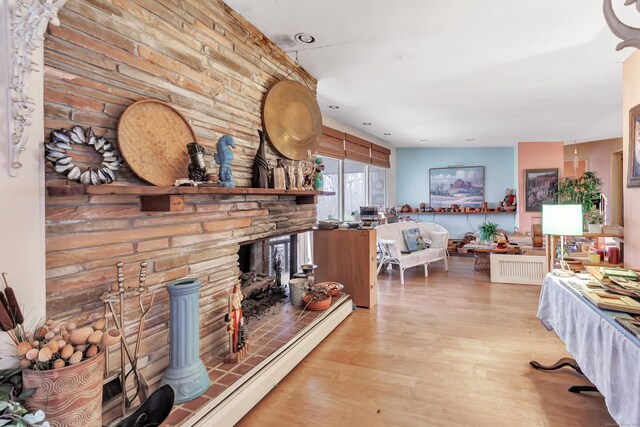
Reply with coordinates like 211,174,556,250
214,134,236,188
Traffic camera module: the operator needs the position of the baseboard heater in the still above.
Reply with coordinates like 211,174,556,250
187,295,353,427
490,254,548,285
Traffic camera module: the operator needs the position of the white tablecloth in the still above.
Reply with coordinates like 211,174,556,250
537,274,640,426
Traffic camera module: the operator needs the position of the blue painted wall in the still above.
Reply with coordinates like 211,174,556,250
396,147,516,238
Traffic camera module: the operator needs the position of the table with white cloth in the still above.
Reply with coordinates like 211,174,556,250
536,273,640,426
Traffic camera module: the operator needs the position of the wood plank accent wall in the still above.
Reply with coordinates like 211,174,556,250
42,0,319,392
43,0,316,186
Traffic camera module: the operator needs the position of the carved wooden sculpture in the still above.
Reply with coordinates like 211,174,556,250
252,130,270,188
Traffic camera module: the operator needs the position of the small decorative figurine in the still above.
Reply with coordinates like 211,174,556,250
225,282,248,362
214,134,236,188
285,160,295,189
273,159,287,190
273,247,284,287
314,157,324,190
295,161,305,189
252,130,270,188
186,142,208,182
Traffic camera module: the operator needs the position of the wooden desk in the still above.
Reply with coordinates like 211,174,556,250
313,229,377,308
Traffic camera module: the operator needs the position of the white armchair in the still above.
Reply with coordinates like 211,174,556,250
376,222,449,284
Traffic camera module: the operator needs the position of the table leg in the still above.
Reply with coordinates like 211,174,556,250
529,357,583,375
568,385,599,393
474,252,491,275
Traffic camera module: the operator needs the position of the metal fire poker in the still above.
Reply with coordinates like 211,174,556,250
100,261,154,416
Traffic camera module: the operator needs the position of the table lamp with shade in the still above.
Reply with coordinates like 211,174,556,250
542,204,583,276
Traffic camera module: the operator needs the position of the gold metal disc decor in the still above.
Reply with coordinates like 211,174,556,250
118,99,196,186
262,80,322,160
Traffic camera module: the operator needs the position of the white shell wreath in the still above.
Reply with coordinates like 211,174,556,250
45,126,122,184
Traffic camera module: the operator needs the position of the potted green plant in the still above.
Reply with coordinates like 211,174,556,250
586,209,605,234
557,171,603,219
478,221,499,243
0,367,47,426
302,283,332,311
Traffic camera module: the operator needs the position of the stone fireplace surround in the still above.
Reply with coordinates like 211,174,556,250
2,0,353,424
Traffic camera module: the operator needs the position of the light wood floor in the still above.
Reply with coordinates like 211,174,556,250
237,258,615,427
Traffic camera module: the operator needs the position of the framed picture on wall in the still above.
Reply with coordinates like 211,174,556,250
429,166,484,208
628,103,640,187
525,169,559,212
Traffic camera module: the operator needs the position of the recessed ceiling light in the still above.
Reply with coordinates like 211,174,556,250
421,139,429,142
363,122,372,126
329,105,339,109
384,133,391,136
294,33,315,44
466,138,476,142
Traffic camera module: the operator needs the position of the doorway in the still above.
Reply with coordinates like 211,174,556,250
610,150,624,226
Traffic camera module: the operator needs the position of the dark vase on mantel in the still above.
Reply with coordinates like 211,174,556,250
252,130,270,188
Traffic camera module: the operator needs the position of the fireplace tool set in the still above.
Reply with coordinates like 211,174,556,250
100,261,155,417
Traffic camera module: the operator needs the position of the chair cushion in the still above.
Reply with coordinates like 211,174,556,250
402,227,431,252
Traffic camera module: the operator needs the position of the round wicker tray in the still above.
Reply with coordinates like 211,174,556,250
118,100,196,186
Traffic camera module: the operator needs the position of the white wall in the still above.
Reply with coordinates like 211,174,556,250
0,2,47,354
321,115,397,207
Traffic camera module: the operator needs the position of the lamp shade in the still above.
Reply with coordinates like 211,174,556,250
542,204,583,236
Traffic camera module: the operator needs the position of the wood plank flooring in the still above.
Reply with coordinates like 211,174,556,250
236,258,615,427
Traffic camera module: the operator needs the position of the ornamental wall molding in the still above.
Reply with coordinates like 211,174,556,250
604,0,640,50
8,0,67,177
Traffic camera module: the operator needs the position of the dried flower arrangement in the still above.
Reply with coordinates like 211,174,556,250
301,283,332,311
0,273,119,371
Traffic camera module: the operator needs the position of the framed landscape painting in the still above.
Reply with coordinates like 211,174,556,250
429,166,484,208
525,169,558,212
628,103,640,187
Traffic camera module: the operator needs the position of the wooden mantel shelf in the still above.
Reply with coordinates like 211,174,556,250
46,184,333,211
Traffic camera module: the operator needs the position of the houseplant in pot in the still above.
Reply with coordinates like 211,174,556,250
0,367,48,426
586,209,605,233
0,273,114,427
558,171,603,221
478,221,499,244
302,283,332,311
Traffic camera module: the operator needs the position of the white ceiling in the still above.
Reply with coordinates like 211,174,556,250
226,0,640,147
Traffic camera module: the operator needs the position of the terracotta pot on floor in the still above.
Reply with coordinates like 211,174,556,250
23,351,105,427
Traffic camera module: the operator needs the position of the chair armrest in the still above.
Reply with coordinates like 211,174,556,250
427,231,449,249
378,239,403,259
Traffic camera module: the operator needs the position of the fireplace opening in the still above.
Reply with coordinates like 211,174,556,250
238,235,298,321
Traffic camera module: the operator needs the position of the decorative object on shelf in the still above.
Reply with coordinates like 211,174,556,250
100,261,154,416
302,283,332,311
161,278,210,403
586,208,605,233
401,204,412,213
45,126,122,184
8,0,67,177
252,130,270,188
262,80,322,160
322,282,344,297
627,103,640,187
525,169,559,212
300,264,318,284
429,166,484,208
273,159,287,190
225,282,249,363
478,221,499,243
214,134,236,188
314,157,325,190
118,99,197,186
186,142,208,182
603,0,640,51
557,171,603,217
